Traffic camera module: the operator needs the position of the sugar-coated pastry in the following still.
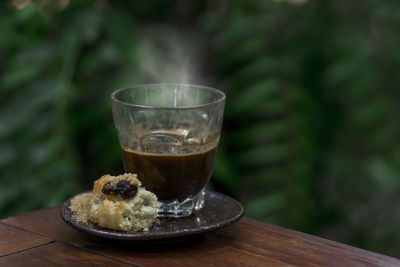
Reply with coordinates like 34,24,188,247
89,173,159,232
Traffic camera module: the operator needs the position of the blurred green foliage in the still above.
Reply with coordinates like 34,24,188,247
2,0,400,257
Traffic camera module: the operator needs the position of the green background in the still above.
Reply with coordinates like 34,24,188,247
2,0,400,257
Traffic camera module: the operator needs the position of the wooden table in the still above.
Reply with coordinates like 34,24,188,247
0,207,399,266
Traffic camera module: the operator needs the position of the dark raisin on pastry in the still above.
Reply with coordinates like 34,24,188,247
102,181,116,195
102,180,138,199
117,180,138,198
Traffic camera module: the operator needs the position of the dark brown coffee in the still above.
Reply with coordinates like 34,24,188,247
122,143,218,201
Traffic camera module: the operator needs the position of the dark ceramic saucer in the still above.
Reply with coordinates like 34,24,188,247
60,191,243,241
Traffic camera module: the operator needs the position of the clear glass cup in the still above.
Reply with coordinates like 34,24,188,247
111,84,225,217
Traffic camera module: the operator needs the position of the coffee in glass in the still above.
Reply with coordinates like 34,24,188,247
111,84,225,217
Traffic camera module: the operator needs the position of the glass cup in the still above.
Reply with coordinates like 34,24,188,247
111,84,225,217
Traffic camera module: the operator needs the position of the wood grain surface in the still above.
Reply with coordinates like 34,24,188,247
0,242,135,267
0,223,51,257
1,206,399,266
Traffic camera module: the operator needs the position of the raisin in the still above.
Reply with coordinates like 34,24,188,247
102,180,137,198
117,180,137,199
116,180,130,190
102,181,116,195
122,184,137,198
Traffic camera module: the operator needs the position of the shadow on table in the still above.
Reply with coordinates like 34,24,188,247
88,233,208,252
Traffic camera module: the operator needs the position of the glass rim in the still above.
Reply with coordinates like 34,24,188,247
111,83,226,109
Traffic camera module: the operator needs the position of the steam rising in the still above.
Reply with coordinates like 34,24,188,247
136,28,206,85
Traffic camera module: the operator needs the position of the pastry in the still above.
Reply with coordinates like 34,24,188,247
69,173,159,232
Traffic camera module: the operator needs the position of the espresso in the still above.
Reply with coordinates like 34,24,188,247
122,143,218,201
